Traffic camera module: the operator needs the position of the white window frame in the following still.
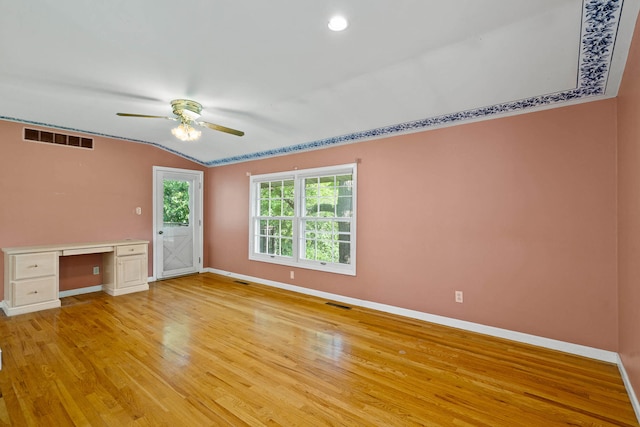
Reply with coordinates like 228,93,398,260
249,163,357,276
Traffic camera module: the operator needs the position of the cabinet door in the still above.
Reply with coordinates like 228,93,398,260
116,255,147,288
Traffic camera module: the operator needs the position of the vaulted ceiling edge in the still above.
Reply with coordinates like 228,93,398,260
1,0,625,168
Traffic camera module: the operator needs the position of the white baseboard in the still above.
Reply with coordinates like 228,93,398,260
58,277,155,298
618,354,640,421
59,285,103,298
208,268,618,364
208,268,640,422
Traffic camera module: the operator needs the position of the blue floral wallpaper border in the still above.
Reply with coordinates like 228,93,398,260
0,0,623,167
205,0,623,166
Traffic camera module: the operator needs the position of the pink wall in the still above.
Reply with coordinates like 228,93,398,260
207,100,618,351
618,10,640,403
0,120,205,293
1,98,620,354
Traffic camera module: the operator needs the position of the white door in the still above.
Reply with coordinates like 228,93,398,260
153,166,203,279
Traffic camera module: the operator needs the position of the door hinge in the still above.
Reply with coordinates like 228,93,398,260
199,257,201,264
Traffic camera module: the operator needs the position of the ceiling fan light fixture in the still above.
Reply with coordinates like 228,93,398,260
328,15,348,32
181,109,201,120
171,123,201,141
171,99,203,121
116,98,243,139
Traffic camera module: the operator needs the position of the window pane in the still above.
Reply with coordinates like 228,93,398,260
305,240,316,259
271,199,283,216
283,180,294,198
281,220,293,238
270,181,283,198
306,197,319,216
338,242,351,264
163,180,190,226
260,200,270,216
267,236,279,255
260,182,270,198
316,240,333,262
282,198,294,216
318,230,332,241
337,174,352,187
305,178,318,192
337,196,352,217
337,221,351,235
318,198,335,216
319,176,335,185
281,238,293,257
259,220,269,235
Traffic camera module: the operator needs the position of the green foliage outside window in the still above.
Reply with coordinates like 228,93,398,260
258,180,294,256
164,180,190,225
256,174,353,264
303,175,352,264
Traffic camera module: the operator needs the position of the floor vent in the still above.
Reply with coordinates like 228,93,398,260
233,280,249,285
325,302,352,310
24,128,93,149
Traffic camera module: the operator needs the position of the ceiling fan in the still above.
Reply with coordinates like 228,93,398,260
117,99,244,141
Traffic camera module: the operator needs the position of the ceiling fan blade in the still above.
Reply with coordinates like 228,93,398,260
197,121,245,137
116,113,172,119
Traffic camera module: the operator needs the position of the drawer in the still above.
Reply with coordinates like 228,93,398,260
12,252,57,280
12,276,57,307
116,244,147,256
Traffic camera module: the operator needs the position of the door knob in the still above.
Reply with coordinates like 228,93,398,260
158,230,164,235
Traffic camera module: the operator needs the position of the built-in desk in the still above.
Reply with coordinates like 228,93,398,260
2,240,149,316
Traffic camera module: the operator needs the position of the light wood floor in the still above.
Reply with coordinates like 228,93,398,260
0,273,636,426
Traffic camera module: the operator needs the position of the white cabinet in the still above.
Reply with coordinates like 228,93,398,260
4,251,61,316
3,240,149,315
103,243,149,296
117,255,147,288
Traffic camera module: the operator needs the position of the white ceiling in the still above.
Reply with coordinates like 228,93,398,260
1,1,638,166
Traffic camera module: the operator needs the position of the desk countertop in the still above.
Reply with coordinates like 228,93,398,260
2,239,149,255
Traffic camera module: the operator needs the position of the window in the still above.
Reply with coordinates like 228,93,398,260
249,163,357,275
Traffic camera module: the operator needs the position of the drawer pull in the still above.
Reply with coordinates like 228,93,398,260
30,264,38,268
33,290,38,294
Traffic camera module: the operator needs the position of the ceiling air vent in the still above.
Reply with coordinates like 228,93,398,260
24,128,93,149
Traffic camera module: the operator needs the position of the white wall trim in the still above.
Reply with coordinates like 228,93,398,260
208,268,618,364
208,268,640,422
57,277,156,298
58,285,103,298
618,354,640,421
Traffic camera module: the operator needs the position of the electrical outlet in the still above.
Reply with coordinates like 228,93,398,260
455,291,463,303
93,266,100,275
290,270,295,279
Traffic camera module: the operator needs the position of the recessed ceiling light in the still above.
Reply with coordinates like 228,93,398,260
328,15,348,32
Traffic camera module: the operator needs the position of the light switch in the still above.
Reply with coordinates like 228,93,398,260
135,207,142,215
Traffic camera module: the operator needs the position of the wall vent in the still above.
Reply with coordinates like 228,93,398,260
24,128,93,149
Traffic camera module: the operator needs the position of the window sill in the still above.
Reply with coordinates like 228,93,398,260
249,254,356,276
